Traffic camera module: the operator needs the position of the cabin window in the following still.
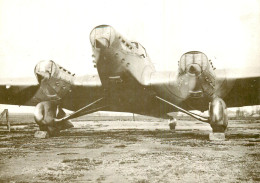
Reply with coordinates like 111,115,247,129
131,42,147,58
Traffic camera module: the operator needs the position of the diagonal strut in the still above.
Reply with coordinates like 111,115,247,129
55,98,108,122
156,96,209,123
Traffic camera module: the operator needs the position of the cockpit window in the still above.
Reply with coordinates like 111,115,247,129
179,51,209,74
35,60,54,75
132,42,139,49
34,60,56,82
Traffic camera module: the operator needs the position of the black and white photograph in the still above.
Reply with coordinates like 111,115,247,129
0,0,259,182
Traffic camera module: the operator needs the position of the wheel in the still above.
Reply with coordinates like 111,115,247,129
209,97,228,133
169,121,177,130
47,126,60,137
211,124,226,133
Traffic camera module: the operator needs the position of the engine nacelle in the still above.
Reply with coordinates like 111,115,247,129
34,60,74,100
209,97,228,132
179,51,216,97
34,60,74,83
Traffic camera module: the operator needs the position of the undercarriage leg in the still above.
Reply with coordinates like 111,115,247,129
168,117,177,130
209,97,228,133
0,109,10,132
208,97,228,141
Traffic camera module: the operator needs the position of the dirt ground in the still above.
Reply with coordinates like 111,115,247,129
0,117,259,183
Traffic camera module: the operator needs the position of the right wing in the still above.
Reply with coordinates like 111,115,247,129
0,75,104,111
0,77,39,106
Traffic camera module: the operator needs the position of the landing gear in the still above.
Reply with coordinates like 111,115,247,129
156,96,228,140
54,106,74,131
0,109,10,132
34,98,108,138
34,101,74,137
208,97,228,141
54,97,108,122
209,97,228,133
168,118,177,130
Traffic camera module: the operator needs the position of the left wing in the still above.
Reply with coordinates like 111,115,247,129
216,67,260,108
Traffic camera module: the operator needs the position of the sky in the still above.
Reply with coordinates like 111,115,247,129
0,0,259,113
0,0,259,78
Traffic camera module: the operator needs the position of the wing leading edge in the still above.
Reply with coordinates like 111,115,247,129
0,74,104,110
147,66,260,112
0,77,39,106
220,67,260,108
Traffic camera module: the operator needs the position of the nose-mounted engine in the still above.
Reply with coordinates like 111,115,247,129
178,51,216,98
90,25,154,87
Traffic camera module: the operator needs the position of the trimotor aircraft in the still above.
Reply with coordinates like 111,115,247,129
0,25,259,136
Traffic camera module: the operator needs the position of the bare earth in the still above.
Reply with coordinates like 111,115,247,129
0,117,259,183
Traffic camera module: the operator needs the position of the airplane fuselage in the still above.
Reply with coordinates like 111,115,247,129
89,25,233,118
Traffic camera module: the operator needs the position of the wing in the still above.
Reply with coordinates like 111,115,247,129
0,77,39,106
61,75,104,111
0,75,104,110
146,67,260,114
217,67,260,108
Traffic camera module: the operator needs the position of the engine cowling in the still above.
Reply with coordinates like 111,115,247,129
179,51,216,97
34,60,74,101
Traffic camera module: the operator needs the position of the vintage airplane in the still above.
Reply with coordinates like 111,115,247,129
0,25,259,136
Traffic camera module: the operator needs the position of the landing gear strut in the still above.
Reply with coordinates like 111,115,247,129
34,98,109,138
156,96,228,137
168,117,177,130
156,96,209,122
209,97,228,132
54,97,108,122
0,109,10,132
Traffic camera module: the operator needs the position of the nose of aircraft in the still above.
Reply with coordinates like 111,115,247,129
179,51,209,76
90,25,115,48
34,60,54,82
